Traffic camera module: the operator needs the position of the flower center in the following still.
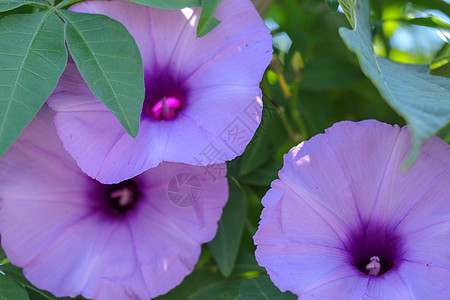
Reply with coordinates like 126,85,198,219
349,225,402,276
365,256,381,276
143,70,186,121
150,96,183,120
106,179,139,213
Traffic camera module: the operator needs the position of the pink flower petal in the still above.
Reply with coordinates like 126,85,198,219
255,243,359,295
396,260,450,298
277,127,365,241
48,64,170,183
254,180,348,249
0,107,228,299
254,120,450,298
47,0,272,183
169,0,272,85
364,272,413,299
323,120,401,222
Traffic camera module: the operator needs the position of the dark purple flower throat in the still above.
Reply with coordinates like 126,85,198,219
349,224,402,276
143,70,186,121
104,179,140,214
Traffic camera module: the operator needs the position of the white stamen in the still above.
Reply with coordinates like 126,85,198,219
365,256,381,276
110,188,133,207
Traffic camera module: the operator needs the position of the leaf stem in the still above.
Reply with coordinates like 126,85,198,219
56,0,85,9
27,3,48,9
278,106,297,142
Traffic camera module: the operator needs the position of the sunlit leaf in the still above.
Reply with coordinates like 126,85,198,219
0,10,67,157
339,0,450,163
59,10,144,138
0,0,47,12
337,0,355,28
430,42,450,78
208,178,247,277
405,17,450,29
384,0,450,18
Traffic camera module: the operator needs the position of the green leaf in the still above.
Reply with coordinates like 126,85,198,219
383,0,450,18
58,10,144,138
0,274,29,300
156,264,244,300
337,0,355,28
240,102,287,176
0,10,67,157
190,278,243,300
239,275,297,300
339,0,450,163
124,0,201,9
430,42,450,78
325,0,339,12
0,239,5,261
156,266,223,299
299,56,361,91
0,0,47,12
437,123,450,144
208,178,247,277
230,250,264,278
239,275,296,300
239,160,282,187
0,263,74,300
197,0,221,37
404,17,450,29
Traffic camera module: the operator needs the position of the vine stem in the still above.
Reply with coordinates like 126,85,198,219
290,76,309,140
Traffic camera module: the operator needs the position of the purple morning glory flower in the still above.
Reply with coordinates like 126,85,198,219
47,0,273,184
254,120,450,298
0,106,228,299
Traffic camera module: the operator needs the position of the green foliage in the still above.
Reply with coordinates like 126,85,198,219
339,0,450,163
430,43,450,78
197,0,221,37
59,10,144,138
239,101,287,176
324,0,339,12
299,56,361,91
208,178,247,277
156,250,291,300
0,0,47,12
337,0,356,27
0,262,75,299
124,0,201,9
239,161,282,187
383,0,450,17
0,10,67,157
0,274,29,300
239,275,296,300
